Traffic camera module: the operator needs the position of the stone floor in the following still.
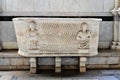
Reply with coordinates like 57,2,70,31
0,70,120,80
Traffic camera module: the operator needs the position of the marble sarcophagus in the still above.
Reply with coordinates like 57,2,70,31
13,18,102,73
13,18,101,56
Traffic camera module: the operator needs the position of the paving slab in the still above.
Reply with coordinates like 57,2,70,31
100,76,118,80
0,70,119,80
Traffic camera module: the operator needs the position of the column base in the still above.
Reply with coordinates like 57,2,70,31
116,42,120,50
111,42,118,50
111,42,120,50
111,8,118,15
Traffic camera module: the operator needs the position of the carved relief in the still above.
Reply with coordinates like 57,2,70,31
26,21,39,50
76,22,92,49
13,18,101,56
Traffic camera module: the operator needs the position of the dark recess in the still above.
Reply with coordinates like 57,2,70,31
0,16,113,21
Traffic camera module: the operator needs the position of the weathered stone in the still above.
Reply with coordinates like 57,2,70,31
62,57,78,65
0,75,13,80
80,57,87,62
87,64,110,69
38,65,54,70
2,42,18,49
0,21,16,42
9,66,17,70
30,62,36,68
87,57,107,64
23,58,29,65
30,67,37,74
17,0,34,12
110,0,120,50
79,57,87,72
30,58,37,67
104,0,115,12
0,0,6,11
0,66,16,70
55,67,61,73
38,58,54,65
56,63,61,67
110,64,120,68
16,65,29,70
62,65,78,70
79,67,86,72
106,57,119,64
1,0,114,13
98,42,111,49
99,21,113,42
11,58,24,65
80,62,86,67
55,57,61,73
0,21,112,49
13,18,101,57
0,0,119,73
30,58,37,74
0,58,11,65
30,58,36,63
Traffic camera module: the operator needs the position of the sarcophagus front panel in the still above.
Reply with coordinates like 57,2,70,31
13,18,102,57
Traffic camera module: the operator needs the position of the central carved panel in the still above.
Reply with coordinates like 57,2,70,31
13,18,101,57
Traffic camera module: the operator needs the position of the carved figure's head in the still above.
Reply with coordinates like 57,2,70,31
81,22,88,32
29,21,36,31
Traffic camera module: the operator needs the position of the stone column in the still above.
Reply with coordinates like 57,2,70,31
111,0,120,50
55,57,61,73
117,6,120,49
79,57,87,72
30,58,37,74
0,8,2,51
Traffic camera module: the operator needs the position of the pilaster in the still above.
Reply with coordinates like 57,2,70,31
116,7,120,50
111,0,120,50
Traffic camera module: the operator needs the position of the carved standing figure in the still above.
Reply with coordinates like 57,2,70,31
76,22,92,49
27,21,39,50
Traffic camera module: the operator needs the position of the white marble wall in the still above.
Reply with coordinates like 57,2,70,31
0,0,115,49
0,0,114,13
